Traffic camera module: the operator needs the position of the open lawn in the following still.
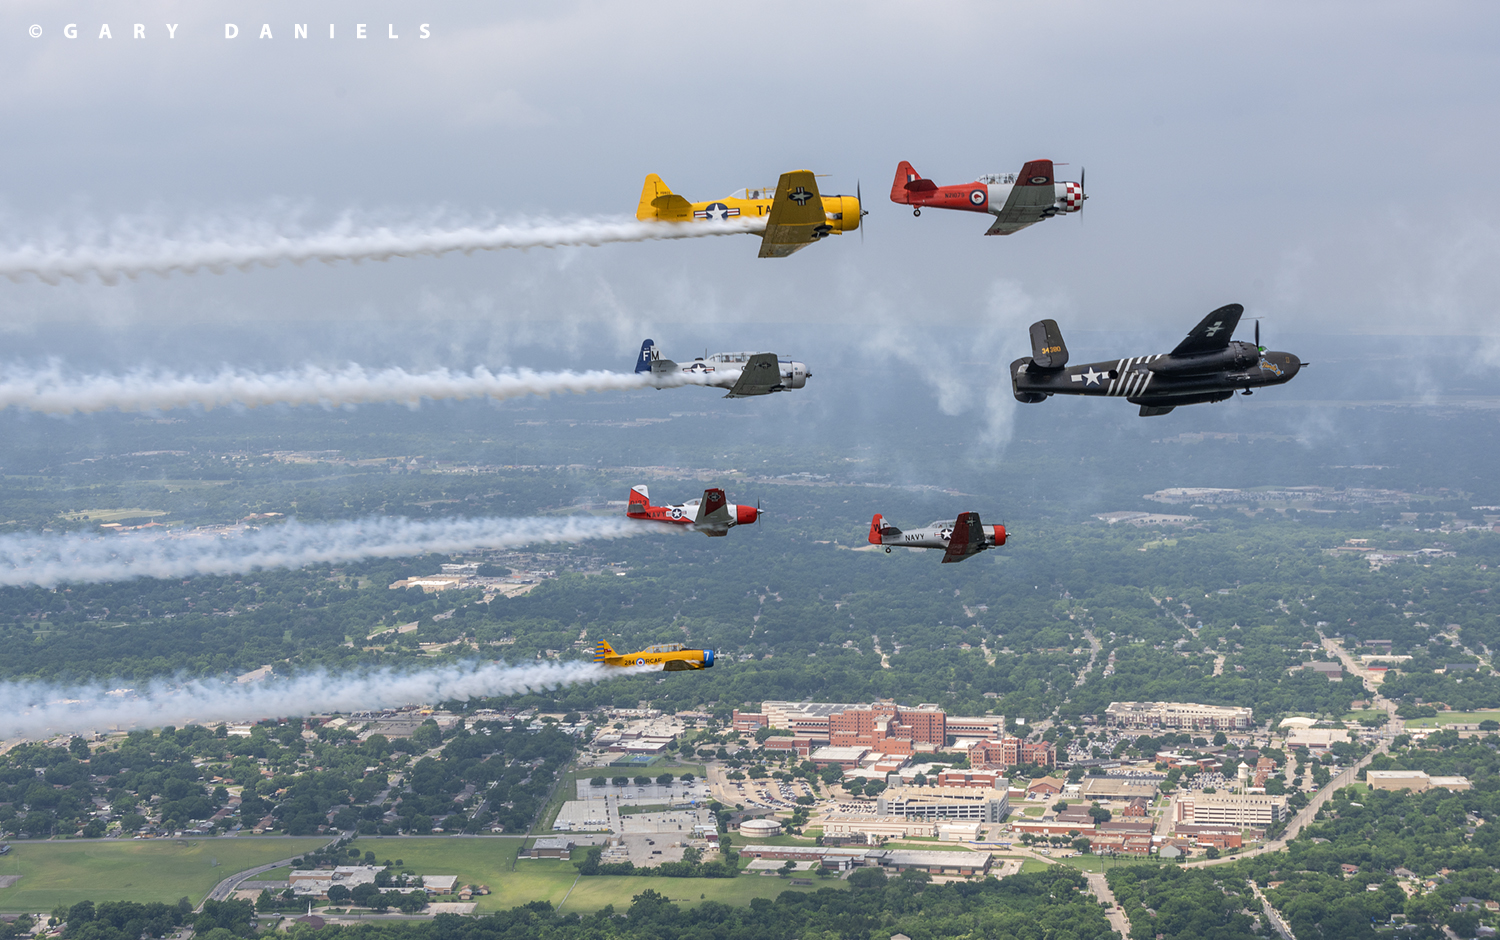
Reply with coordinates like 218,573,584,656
1402,710,1500,728
0,838,327,913
1019,860,1050,874
354,837,840,913
730,833,818,847
1057,855,1157,873
58,509,168,523
560,873,842,912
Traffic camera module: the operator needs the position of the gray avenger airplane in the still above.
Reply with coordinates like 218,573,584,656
867,512,1007,563
635,339,809,398
1010,304,1301,417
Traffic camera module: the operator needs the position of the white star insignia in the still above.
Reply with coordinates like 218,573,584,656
1082,367,1105,386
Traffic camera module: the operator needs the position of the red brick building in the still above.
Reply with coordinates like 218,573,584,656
968,736,1056,771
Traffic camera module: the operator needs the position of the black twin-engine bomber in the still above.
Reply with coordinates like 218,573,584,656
1010,303,1302,417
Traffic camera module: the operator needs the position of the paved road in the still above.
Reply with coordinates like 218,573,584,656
1250,879,1296,939
203,833,346,908
1083,870,1130,937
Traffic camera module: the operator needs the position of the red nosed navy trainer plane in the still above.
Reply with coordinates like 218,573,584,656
867,512,1007,563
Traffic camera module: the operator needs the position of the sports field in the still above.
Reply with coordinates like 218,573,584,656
0,838,327,913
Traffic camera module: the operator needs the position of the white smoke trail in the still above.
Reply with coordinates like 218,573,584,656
0,363,717,416
0,215,767,285
0,515,659,588
0,661,625,740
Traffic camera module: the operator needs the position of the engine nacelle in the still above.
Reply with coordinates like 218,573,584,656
822,195,862,232
1059,181,1084,213
991,525,1007,546
735,504,759,526
1147,341,1259,375
780,361,809,389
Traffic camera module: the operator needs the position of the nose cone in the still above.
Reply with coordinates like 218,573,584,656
736,505,759,525
1261,351,1301,383
703,649,715,668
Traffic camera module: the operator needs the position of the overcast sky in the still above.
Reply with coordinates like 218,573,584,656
0,0,1496,381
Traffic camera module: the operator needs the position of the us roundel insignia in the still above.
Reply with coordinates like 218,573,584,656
1029,176,1049,184
670,508,682,519
969,189,985,205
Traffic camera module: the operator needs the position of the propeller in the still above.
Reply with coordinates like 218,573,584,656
1255,319,1263,353
1079,167,1087,219
857,180,868,243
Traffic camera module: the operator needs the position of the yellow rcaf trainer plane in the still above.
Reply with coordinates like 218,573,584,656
594,639,716,671
636,170,864,258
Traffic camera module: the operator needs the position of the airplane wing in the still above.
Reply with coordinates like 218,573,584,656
723,353,782,398
758,170,828,259
693,488,733,530
984,159,1056,236
941,512,988,564
1170,304,1246,356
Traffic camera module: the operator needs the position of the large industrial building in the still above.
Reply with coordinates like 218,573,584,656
1365,770,1472,792
1104,701,1254,732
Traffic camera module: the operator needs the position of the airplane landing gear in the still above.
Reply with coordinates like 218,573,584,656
1242,389,1253,395
885,547,892,553
913,209,921,217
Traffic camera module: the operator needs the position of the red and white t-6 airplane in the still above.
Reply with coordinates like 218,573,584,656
627,485,760,537
889,159,1085,235
868,511,1006,563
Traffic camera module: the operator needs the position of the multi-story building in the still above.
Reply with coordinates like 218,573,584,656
820,815,936,841
1173,792,1286,828
876,785,1009,823
734,701,1001,754
968,736,1056,770
1105,701,1254,732
935,770,1008,790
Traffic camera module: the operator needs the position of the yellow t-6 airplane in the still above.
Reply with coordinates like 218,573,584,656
593,639,716,671
636,170,864,258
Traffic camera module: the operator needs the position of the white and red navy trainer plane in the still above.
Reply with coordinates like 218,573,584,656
627,485,760,537
867,511,1006,563
890,159,1085,235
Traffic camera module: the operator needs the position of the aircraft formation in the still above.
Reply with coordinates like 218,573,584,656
594,155,1309,667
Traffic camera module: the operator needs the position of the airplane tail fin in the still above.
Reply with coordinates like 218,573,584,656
868,514,884,545
637,174,671,220
1028,319,1069,370
891,161,936,204
636,339,657,374
628,485,651,514
593,640,616,662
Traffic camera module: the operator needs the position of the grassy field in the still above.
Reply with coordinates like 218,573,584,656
0,838,328,913
1402,710,1500,728
729,833,817,847
353,837,839,913
1057,855,1158,873
58,508,168,523
1019,860,1050,874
